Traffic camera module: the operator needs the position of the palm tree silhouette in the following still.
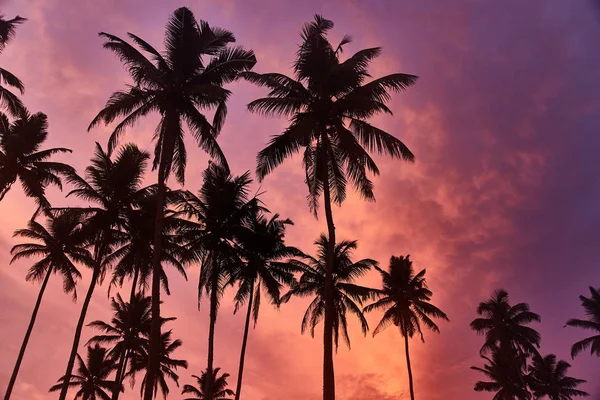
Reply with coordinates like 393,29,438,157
50,344,119,400
566,287,600,358
127,329,188,399
182,368,235,400
232,211,301,400
242,15,416,400
527,354,589,400
175,162,257,398
471,346,531,400
0,111,74,213
282,235,377,350
4,213,91,400
88,9,255,397
470,289,541,357
364,255,448,400
0,14,26,116
57,143,150,399
87,293,153,400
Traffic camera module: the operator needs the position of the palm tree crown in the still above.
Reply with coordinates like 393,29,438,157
182,368,235,400
565,287,600,358
471,346,531,400
243,14,416,212
50,344,118,400
0,14,26,116
282,234,377,349
0,111,74,210
527,353,589,400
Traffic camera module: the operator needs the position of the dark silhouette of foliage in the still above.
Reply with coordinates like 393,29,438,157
364,255,448,400
471,346,531,400
56,143,150,399
89,8,255,397
0,14,26,116
182,368,235,400
527,354,589,400
0,111,74,213
243,14,416,400
281,235,377,348
50,344,119,400
566,287,600,358
4,213,90,399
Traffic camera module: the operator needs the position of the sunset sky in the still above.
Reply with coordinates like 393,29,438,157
1,0,599,399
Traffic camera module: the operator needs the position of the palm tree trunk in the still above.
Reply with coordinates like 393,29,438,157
322,174,336,400
404,334,415,400
206,270,219,399
58,262,101,400
4,266,53,400
234,280,254,400
143,139,171,400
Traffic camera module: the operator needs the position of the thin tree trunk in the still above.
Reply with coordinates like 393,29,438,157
111,267,140,400
4,266,53,400
404,334,415,400
206,270,219,399
234,280,254,400
322,175,336,400
58,262,101,400
142,158,168,400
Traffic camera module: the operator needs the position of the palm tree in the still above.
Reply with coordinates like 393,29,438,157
127,329,188,399
566,287,600,358
0,14,26,116
57,143,150,400
242,15,416,400
176,162,257,398
89,9,255,397
50,344,119,400
471,346,531,400
527,354,589,400
4,213,90,400
87,293,152,400
471,289,541,357
0,111,74,212
182,368,235,400
282,235,377,351
232,211,301,400
364,255,448,400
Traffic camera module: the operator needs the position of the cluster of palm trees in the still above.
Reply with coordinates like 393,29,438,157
470,288,600,399
0,7,597,400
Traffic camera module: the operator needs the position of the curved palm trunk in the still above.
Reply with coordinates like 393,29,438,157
58,262,102,400
4,266,53,400
206,270,219,399
234,280,254,400
322,176,336,400
404,334,415,400
143,135,173,400
111,268,140,400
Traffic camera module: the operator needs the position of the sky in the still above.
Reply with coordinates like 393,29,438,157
0,0,599,399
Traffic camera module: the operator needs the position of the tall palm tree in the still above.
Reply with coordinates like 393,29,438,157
0,111,74,212
182,368,235,400
565,287,600,358
50,344,119,400
176,162,257,398
364,255,448,400
281,235,377,351
127,329,188,399
87,293,152,400
242,15,416,400
527,354,589,400
4,213,90,400
232,211,301,400
89,9,255,397
471,289,541,357
0,14,26,116
57,143,150,400
471,346,531,400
